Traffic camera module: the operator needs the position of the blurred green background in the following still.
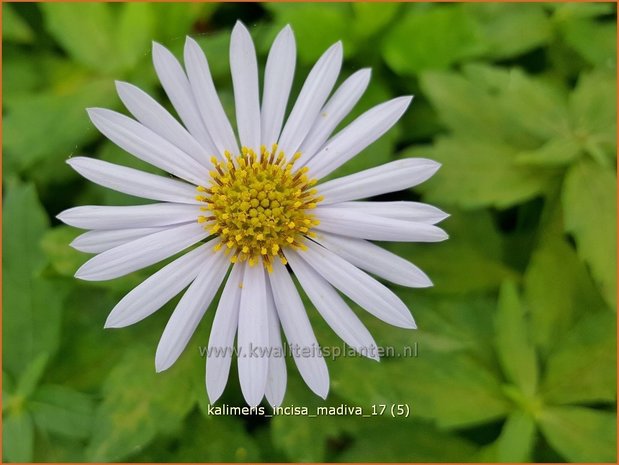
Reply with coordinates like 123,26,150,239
2,2,617,463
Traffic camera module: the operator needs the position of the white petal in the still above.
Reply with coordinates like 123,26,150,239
314,207,448,242
75,222,208,281
237,263,269,407
261,25,296,146
104,242,212,328
206,263,244,404
230,22,261,152
151,41,218,153
318,158,441,204
286,250,379,359
299,68,371,161
292,241,416,329
58,203,201,230
328,201,449,224
264,283,287,407
277,42,343,158
184,37,239,156
269,260,329,398
71,227,168,253
314,233,432,288
67,157,199,204
155,248,229,372
305,96,412,179
87,108,210,186
115,81,211,166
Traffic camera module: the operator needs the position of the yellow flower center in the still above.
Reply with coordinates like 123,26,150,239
196,145,322,272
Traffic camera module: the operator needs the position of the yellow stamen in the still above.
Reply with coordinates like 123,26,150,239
195,145,322,271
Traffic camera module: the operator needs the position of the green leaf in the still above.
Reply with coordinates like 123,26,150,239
569,71,617,163
2,184,64,377
551,2,615,20
3,371,15,411
87,345,197,461
560,17,616,69
2,52,95,109
2,410,34,462
2,4,34,43
538,406,616,462
116,3,155,71
495,411,537,462
524,235,606,354
173,413,261,462
466,3,551,59
265,3,355,63
495,281,538,396
541,310,616,405
562,159,617,307
271,376,359,462
389,210,518,293
41,226,84,277
421,64,561,147
45,287,152,391
420,66,513,141
3,79,116,174
2,49,45,99
413,137,556,209
129,409,260,462
338,419,478,462
351,3,400,38
41,3,120,73
153,3,216,42
498,69,570,142
331,350,510,429
396,294,497,364
32,435,86,462
410,353,509,428
16,354,50,399
515,136,581,166
2,184,48,275
404,351,510,429
382,5,485,75
30,385,94,439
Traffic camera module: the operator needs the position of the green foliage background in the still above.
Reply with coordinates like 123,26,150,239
2,2,617,462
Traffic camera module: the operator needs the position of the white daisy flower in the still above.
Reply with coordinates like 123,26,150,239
58,22,448,407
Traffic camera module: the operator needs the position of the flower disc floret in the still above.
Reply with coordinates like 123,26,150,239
197,145,322,271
